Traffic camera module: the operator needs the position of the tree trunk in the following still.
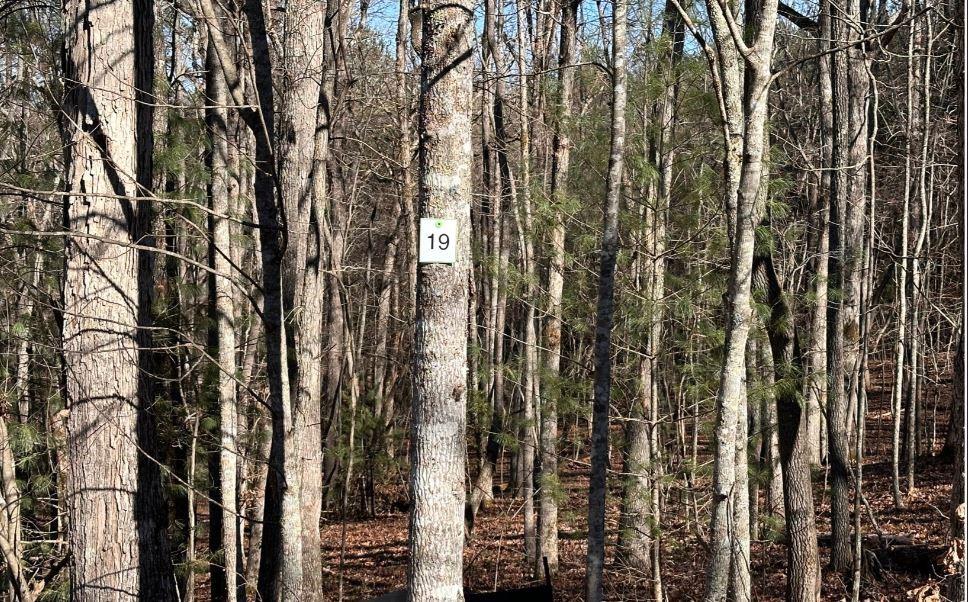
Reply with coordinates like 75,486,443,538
62,0,177,595
758,331,784,520
827,0,868,569
512,0,539,573
702,0,778,597
807,0,835,467
407,0,474,596
539,0,579,577
586,0,628,596
277,0,329,594
906,11,933,495
753,254,820,602
891,22,914,505
206,34,243,602
466,0,511,530
945,330,964,602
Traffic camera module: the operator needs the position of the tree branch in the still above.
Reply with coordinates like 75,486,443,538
778,1,818,29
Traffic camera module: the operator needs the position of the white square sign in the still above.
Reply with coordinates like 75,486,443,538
419,218,457,264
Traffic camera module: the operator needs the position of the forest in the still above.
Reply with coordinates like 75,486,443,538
0,0,962,598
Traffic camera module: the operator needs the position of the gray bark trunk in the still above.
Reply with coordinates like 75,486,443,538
539,0,580,576
206,35,243,602
703,0,778,598
512,0,538,573
892,18,915,506
753,254,820,602
407,0,474,596
277,0,329,595
586,0,628,596
826,0,868,569
62,0,177,595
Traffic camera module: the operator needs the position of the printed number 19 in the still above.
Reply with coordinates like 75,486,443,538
428,233,450,250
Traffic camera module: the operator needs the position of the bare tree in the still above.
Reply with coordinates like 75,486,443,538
408,0,475,596
540,0,581,577
62,0,177,595
586,0,629,596
699,0,779,595
205,31,243,602
826,0,868,570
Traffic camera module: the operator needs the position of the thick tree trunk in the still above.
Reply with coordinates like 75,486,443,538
703,0,778,598
62,0,176,595
407,0,474,596
702,0,780,597
277,0,329,595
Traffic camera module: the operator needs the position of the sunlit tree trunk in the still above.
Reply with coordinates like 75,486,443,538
407,0,474,596
539,0,580,576
277,0,329,594
826,0,868,569
205,34,243,602
62,0,177,595
702,0,778,597
586,0,628,596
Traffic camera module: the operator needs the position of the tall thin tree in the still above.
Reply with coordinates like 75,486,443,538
586,0,628,597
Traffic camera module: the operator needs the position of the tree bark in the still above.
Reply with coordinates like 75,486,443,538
702,0,778,597
277,0,329,594
753,253,820,602
512,0,539,573
62,0,177,595
806,0,834,467
892,18,915,506
205,34,243,602
946,329,964,602
407,0,474,596
826,0,868,569
586,0,628,596
539,0,580,577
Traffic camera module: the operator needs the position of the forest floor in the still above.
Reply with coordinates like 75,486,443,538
319,368,959,601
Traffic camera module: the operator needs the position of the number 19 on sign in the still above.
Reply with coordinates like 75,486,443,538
419,218,457,264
